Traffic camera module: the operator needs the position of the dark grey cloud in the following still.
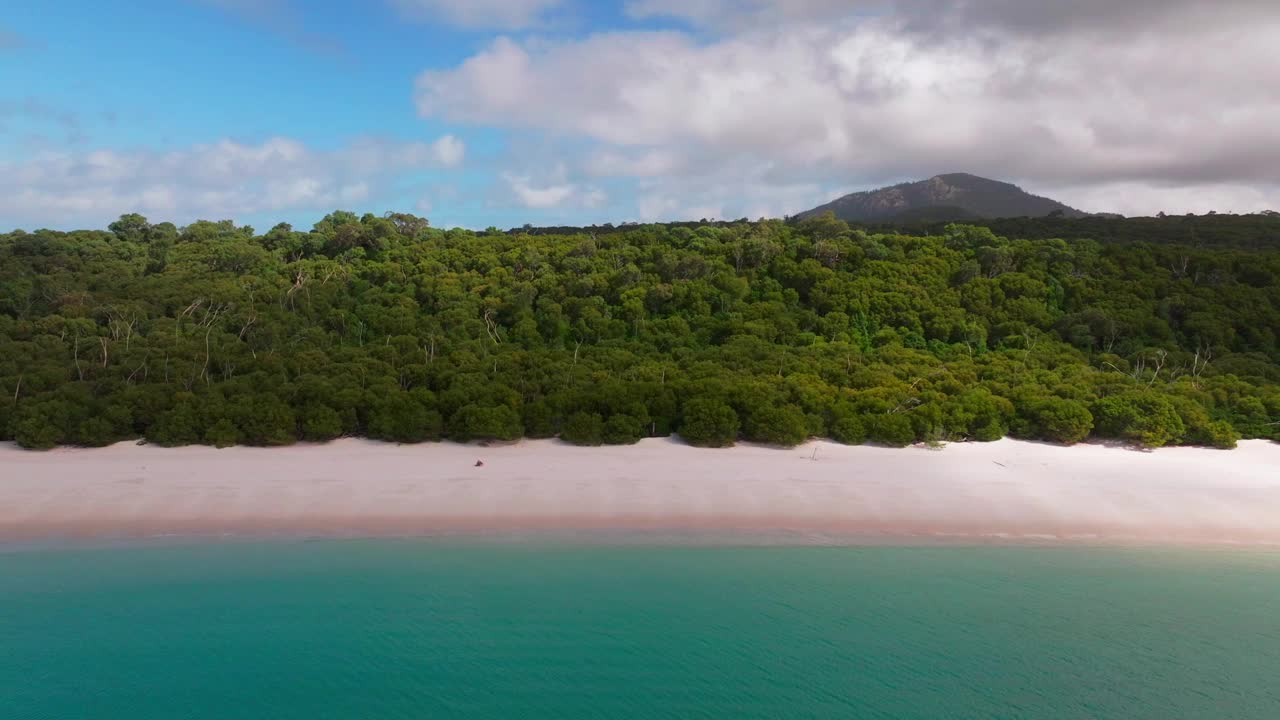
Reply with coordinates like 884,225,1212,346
628,0,1276,36
906,0,1278,36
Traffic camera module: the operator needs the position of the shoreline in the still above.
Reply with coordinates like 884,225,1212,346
3,437,1280,546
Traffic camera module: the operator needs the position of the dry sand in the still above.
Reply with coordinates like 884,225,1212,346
2,437,1279,545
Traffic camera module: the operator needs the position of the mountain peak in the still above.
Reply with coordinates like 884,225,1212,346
797,174,1087,223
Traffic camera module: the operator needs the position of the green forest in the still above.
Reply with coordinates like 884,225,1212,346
2,211,1278,451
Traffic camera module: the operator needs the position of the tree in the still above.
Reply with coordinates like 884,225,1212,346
1,214,1276,452
108,213,150,242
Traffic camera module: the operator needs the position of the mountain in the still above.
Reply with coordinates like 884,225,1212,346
796,173,1089,223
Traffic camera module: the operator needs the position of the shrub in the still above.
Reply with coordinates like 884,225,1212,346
204,418,243,448
561,412,605,446
450,404,522,443
830,413,867,445
370,393,442,443
602,414,646,445
300,404,343,442
1201,420,1241,450
521,399,558,439
866,413,915,447
743,404,809,447
1092,391,1185,448
679,399,740,448
1020,397,1093,445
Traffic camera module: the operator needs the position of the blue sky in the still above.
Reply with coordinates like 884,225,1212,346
2,0,1277,231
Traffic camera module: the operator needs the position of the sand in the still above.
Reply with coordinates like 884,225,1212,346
1,437,1279,545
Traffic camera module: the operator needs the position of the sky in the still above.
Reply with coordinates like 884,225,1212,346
2,0,1278,231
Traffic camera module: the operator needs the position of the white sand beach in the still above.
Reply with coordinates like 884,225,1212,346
2,438,1279,544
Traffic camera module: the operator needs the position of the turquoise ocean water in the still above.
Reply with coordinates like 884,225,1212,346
3,540,1279,719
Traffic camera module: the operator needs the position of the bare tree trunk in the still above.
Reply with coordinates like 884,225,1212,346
202,326,214,384
483,311,503,344
73,334,84,381
1146,350,1168,387
127,351,151,384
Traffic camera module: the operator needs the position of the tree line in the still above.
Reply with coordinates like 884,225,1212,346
1,211,1277,451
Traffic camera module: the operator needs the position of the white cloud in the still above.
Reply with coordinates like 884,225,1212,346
580,187,608,209
501,163,607,209
505,174,576,208
0,134,466,228
430,134,466,166
634,168,824,222
1051,183,1279,218
391,0,563,30
416,3,1280,216
584,148,684,178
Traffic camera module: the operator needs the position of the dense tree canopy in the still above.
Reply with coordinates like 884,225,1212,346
2,211,1277,451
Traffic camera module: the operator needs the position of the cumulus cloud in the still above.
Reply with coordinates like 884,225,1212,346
418,1,1280,217
429,134,467,166
391,0,563,30
0,135,466,228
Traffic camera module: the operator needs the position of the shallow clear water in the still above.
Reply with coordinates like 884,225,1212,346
3,541,1279,719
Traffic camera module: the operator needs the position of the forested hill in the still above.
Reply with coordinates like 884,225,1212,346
2,212,1277,451
795,173,1089,223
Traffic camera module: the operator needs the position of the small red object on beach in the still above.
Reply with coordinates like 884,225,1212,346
475,460,484,467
